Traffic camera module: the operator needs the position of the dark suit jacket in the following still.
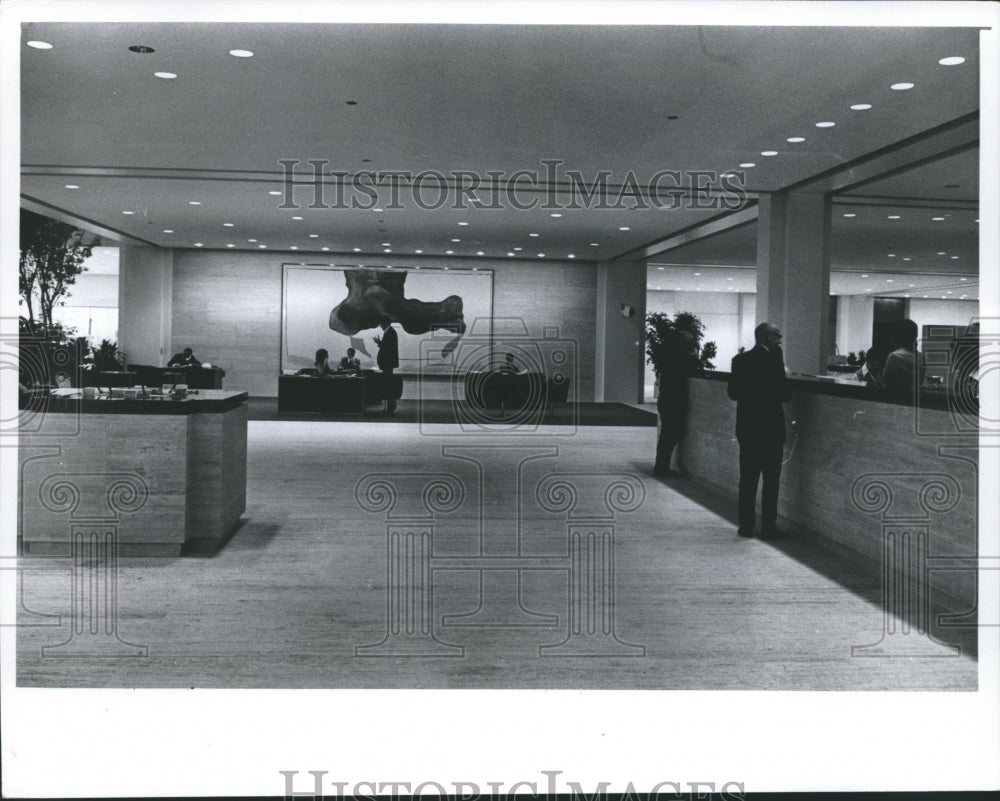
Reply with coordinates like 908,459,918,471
376,325,399,371
727,344,790,441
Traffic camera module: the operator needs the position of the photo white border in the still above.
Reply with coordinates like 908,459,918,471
2,1,998,796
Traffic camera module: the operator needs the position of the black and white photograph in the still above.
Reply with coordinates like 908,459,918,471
2,0,998,797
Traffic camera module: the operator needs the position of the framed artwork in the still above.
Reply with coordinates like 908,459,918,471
281,264,493,374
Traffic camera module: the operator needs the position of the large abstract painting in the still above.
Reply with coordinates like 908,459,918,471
282,265,493,373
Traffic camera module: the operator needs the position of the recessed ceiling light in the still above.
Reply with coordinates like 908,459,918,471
938,56,965,66
886,279,894,283
229,49,254,58
345,100,358,106
862,274,869,278
618,227,630,231
590,243,600,247
888,253,896,257
27,40,54,49
937,251,947,255
122,210,134,215
451,238,461,243
739,162,756,168
383,249,391,253
309,234,318,238
537,253,546,258
194,242,204,247
931,217,945,221
815,121,836,128
458,222,469,226
268,190,282,196
902,257,911,261
373,207,383,212
258,244,267,249
65,184,79,189
290,246,299,251
154,72,178,80
550,213,562,218
950,256,959,259
128,45,154,53
352,248,361,252
507,252,515,257
476,251,485,256
445,250,454,255
693,272,702,276
657,267,665,270
222,222,234,227
727,277,733,281
843,213,856,218
786,137,805,143
890,82,914,91
761,150,778,156
321,247,330,251
514,247,523,251
567,254,575,259
923,295,928,298
188,201,201,206
248,238,257,242
226,243,235,248
381,242,391,247
960,278,967,281
909,284,916,287
163,229,173,234
292,216,303,220
414,249,423,254
888,215,900,219
850,103,872,111
529,233,540,237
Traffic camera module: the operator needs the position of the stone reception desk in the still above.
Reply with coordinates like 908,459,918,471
19,389,248,557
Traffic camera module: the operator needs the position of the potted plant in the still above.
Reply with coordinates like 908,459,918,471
645,310,717,384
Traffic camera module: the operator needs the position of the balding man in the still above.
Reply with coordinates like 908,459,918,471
727,322,791,540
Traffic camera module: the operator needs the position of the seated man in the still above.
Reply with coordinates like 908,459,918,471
339,347,362,374
168,347,202,367
496,352,520,373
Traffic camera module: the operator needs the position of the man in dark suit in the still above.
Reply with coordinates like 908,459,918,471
374,316,399,415
727,322,790,539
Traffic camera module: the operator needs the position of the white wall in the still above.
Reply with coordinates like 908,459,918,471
907,298,980,342
46,246,120,345
835,294,875,358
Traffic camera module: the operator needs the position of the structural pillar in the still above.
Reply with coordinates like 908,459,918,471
595,260,647,402
756,191,832,375
119,245,173,367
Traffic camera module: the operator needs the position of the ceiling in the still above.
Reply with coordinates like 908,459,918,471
19,21,984,286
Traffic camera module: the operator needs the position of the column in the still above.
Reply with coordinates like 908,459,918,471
595,260,647,403
119,245,173,367
756,191,832,375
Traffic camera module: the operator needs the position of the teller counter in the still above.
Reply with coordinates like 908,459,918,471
681,373,979,610
19,389,248,557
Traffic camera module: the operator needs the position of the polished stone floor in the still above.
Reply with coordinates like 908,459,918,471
16,419,976,689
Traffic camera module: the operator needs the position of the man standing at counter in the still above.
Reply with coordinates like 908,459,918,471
727,322,790,540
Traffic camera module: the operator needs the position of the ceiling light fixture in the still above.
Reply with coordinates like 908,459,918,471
414,249,423,254
590,243,599,247
122,210,134,215
458,222,468,226
888,215,900,219
476,251,485,256
258,245,267,249
226,244,235,248
309,234,318,238
292,216,303,220
815,121,836,128
931,217,945,221
507,252,515,257
739,162,755,168
761,150,778,156
229,49,254,58
321,247,330,252
451,238,460,243
843,213,856,218
786,137,805,143
537,254,546,258
850,103,872,110
445,250,454,255
290,246,299,251
567,254,575,259
188,201,201,206
550,213,562,218
938,56,965,66
26,40,53,49
618,227,630,231
248,238,257,242
529,233,540,237
163,229,173,234
890,82,914,90
194,243,203,247
65,184,79,189
154,72,177,80
268,190,281,196
352,248,361,252
128,45,154,53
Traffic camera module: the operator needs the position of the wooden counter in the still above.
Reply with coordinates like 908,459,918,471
19,390,248,557
680,374,978,610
